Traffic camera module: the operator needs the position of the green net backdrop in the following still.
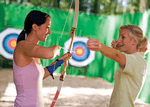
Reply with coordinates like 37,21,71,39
0,2,150,104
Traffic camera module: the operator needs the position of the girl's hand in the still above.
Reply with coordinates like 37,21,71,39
111,40,117,48
59,53,73,62
86,39,102,52
111,40,119,50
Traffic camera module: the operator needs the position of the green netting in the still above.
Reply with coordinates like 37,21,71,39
0,2,150,104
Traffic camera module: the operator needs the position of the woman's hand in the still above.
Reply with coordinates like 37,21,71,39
51,45,61,57
86,39,102,52
58,53,73,62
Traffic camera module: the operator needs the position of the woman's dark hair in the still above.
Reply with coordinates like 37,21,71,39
17,10,50,44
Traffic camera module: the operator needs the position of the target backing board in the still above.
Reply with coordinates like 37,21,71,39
64,37,95,67
0,28,22,59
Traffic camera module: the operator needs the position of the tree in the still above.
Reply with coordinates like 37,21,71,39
79,0,88,12
53,0,60,8
127,0,140,13
1,0,150,15
140,0,147,12
114,0,118,14
9,0,17,4
147,0,150,9
90,0,100,14
60,0,87,13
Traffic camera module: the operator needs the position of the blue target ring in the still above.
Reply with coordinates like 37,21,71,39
64,37,95,67
3,34,18,54
72,42,89,61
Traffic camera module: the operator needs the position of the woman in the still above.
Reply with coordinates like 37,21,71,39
13,10,72,107
86,25,148,107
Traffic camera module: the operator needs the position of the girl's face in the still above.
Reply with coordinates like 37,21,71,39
117,28,136,54
36,17,51,42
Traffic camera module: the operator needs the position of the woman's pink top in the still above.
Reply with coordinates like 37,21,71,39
13,58,45,107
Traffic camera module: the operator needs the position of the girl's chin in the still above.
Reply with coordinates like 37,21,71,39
119,48,124,52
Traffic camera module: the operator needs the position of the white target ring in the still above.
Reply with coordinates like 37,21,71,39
64,37,95,67
0,28,22,59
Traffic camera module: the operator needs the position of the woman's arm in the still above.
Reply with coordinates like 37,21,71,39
86,39,126,67
43,53,72,79
18,41,60,59
43,68,51,79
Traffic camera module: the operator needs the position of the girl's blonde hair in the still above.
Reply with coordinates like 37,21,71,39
119,25,149,53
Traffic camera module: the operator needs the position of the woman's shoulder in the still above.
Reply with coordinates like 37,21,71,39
17,40,34,46
16,40,26,49
14,40,33,58
14,40,33,67
17,40,39,50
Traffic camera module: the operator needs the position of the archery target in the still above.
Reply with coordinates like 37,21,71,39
64,37,95,67
3,34,18,54
72,42,89,61
0,28,22,59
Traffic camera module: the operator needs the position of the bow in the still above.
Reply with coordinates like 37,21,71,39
50,0,79,106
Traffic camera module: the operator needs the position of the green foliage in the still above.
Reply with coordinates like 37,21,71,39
90,0,100,14
90,0,123,15
0,0,149,18
129,0,140,12
60,0,88,12
31,0,42,6
148,0,150,9
0,55,13,68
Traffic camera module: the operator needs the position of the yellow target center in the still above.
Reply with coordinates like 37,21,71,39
11,41,17,48
77,49,83,55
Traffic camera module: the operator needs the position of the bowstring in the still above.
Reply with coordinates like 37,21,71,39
50,0,74,103
57,0,74,46
54,0,74,71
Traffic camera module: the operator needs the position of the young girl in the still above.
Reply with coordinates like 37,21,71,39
13,10,72,107
86,25,148,107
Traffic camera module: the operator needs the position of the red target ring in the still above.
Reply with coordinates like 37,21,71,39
8,38,17,49
64,37,95,67
74,46,85,57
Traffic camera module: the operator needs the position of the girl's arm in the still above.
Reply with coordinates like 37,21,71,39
86,39,126,67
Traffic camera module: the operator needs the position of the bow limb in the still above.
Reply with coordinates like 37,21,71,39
59,27,75,81
50,0,79,107
60,0,79,81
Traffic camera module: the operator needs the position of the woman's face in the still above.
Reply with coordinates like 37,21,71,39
36,17,51,42
117,28,136,54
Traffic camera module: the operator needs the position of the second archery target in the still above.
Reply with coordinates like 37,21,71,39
72,42,89,61
64,37,95,67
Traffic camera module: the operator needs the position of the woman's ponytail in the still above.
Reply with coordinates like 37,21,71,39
17,30,26,44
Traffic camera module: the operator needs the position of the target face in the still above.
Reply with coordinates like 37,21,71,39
72,42,89,61
0,28,22,59
3,34,18,54
64,37,95,67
